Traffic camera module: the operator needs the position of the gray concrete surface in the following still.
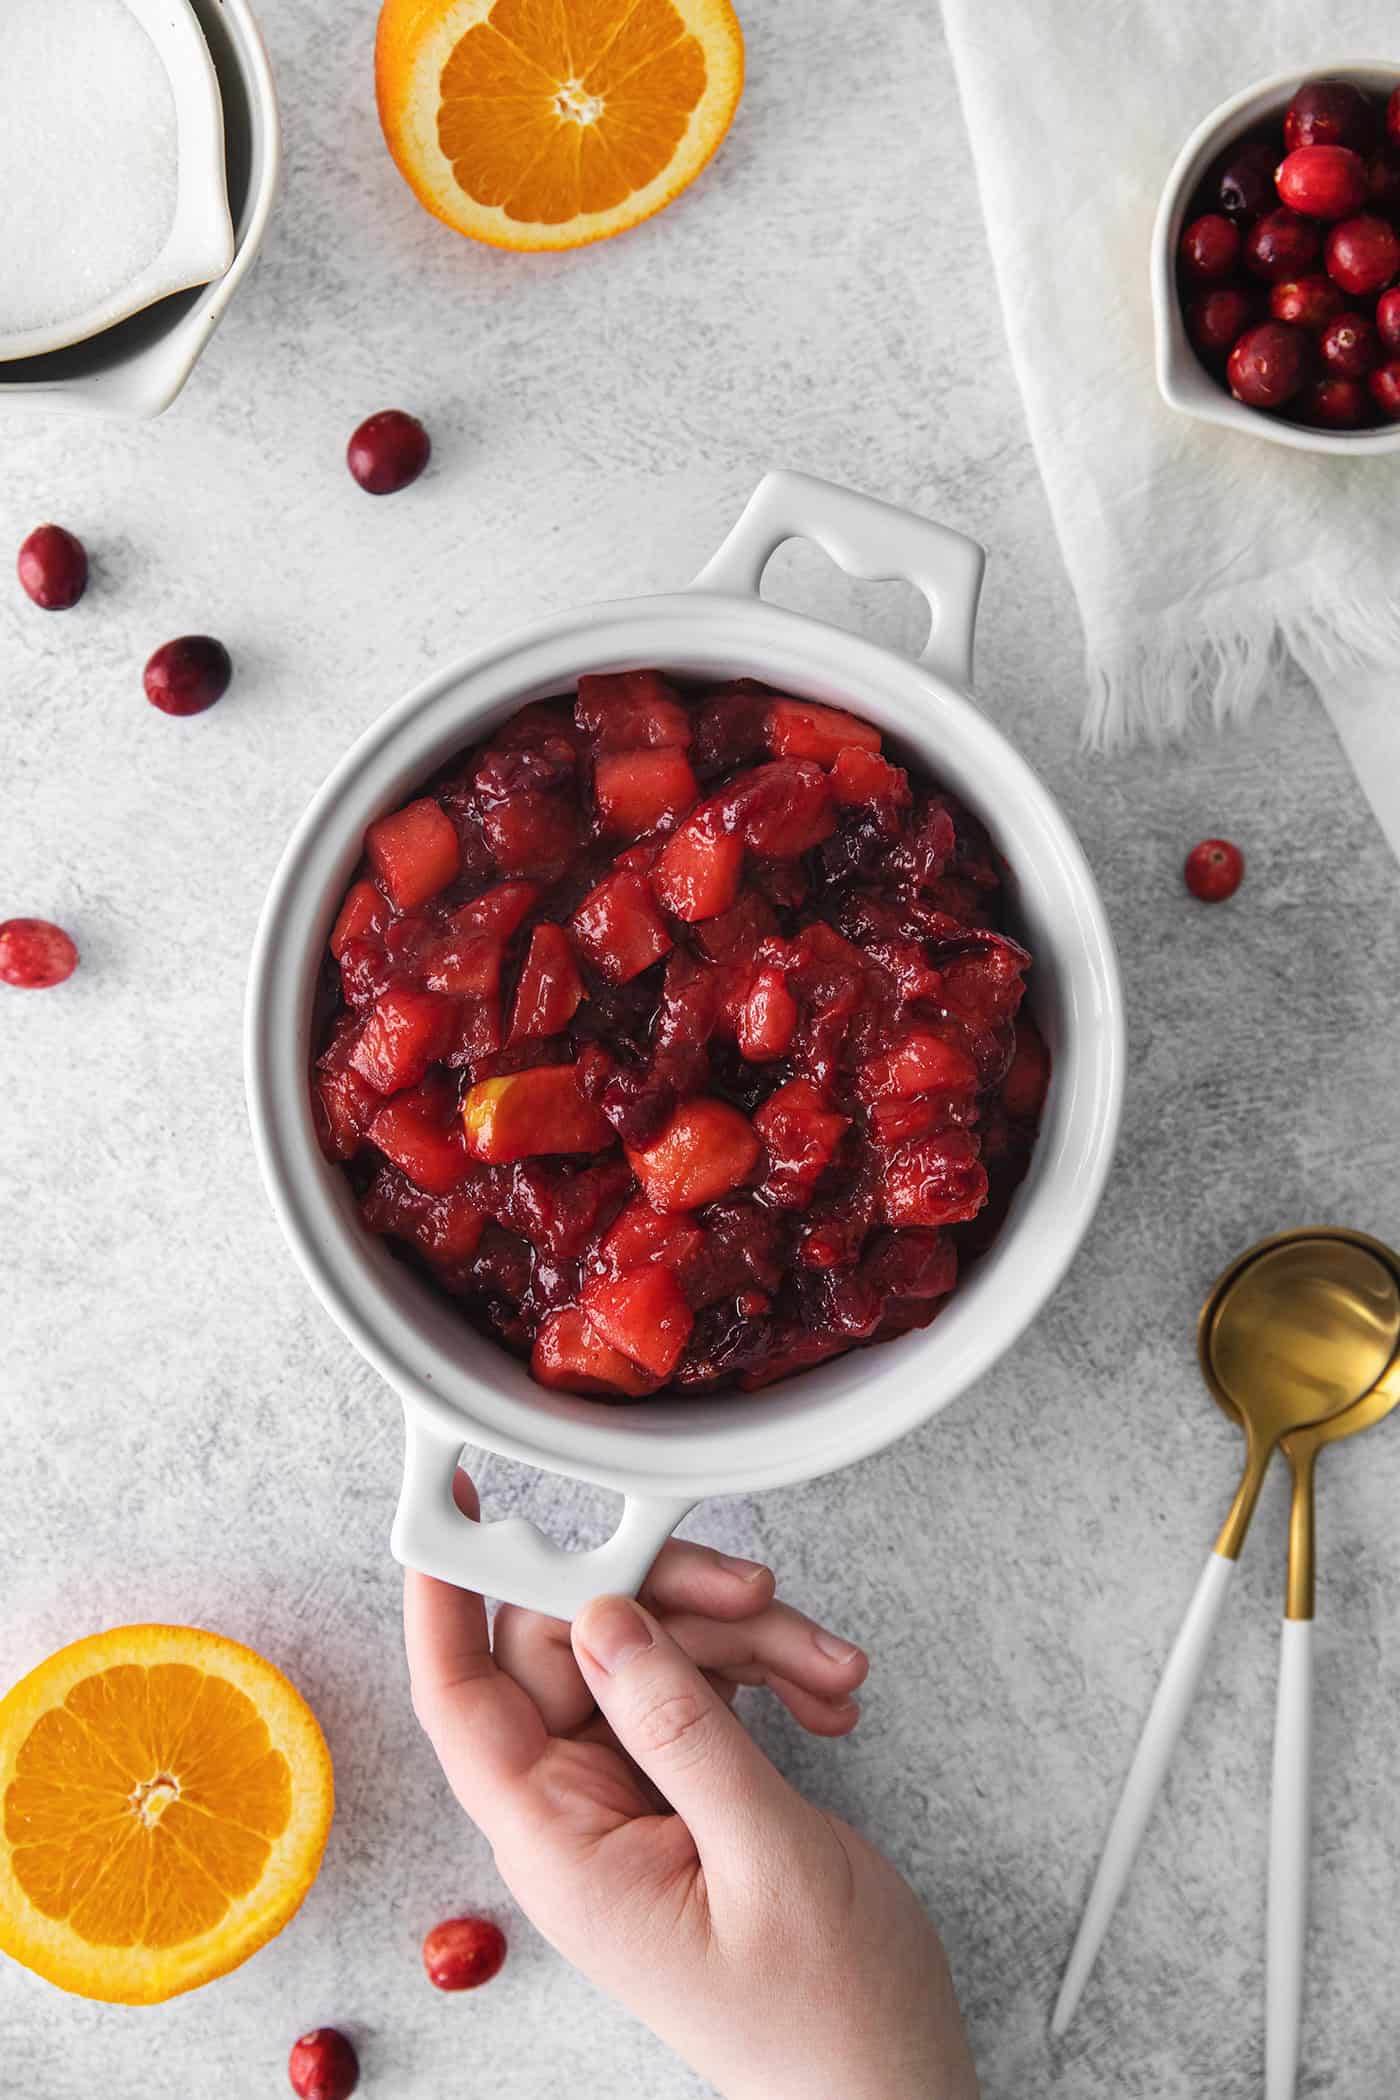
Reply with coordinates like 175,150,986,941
3,2,1398,2094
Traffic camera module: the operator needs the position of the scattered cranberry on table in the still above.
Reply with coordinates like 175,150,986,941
0,918,78,989
347,409,431,494
422,1915,508,1991
1184,839,1245,903
288,2027,359,2100
16,524,87,610
143,634,232,716
1179,74,1400,427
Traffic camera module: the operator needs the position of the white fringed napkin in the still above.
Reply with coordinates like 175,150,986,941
940,0,1400,858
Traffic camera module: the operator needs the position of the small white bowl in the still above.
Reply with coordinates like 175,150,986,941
0,0,278,419
0,0,234,363
1151,60,1400,456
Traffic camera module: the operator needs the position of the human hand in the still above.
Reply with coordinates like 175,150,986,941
405,1471,978,2100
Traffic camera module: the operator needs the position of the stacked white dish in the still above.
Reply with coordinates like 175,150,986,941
0,0,279,419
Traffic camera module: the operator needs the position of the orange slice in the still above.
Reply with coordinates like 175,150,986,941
375,0,745,251
0,1624,333,2003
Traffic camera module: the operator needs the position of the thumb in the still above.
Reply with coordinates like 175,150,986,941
572,1593,807,1864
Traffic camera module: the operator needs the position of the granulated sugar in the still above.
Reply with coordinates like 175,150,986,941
0,0,178,340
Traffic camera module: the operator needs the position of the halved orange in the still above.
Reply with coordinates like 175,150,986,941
375,0,745,251
0,1624,333,2003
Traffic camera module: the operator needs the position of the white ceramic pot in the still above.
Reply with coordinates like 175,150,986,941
246,471,1125,1618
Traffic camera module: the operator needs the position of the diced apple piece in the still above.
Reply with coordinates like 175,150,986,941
531,1307,657,1397
369,1075,471,1194
449,881,541,940
423,932,504,998
765,697,882,765
721,761,835,857
360,1165,486,1265
736,967,798,1061
580,1265,694,1378
572,866,672,982
938,934,1030,1030
1002,1013,1050,1120
350,985,457,1095
312,1016,382,1160
508,924,585,1043
462,1064,614,1162
330,879,388,960
867,1095,974,1146
652,813,744,922
754,1079,849,1204
575,670,692,751
627,1098,761,1212
365,798,460,910
830,747,911,808
881,1132,988,1227
858,1030,979,1102
595,746,699,839
598,1196,705,1276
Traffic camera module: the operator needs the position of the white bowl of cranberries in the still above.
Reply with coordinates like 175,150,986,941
1153,64,1400,449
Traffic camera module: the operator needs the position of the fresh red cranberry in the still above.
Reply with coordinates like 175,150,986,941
1215,139,1279,218
346,409,431,495
1269,274,1344,329
1366,150,1400,211
0,917,78,989
1325,214,1400,295
1387,83,1400,150
288,2028,358,2100
1244,209,1321,282
1179,213,1240,280
1226,322,1309,409
143,635,232,716
1295,377,1371,428
17,524,87,610
1377,286,1400,350
1284,78,1378,156
1320,311,1381,378
1276,144,1369,219
1370,359,1400,418
1188,287,1255,357
1184,839,1244,902
422,1916,507,1991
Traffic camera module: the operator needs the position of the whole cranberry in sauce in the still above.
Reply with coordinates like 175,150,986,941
1184,839,1244,903
16,524,87,610
1376,286,1400,351
1366,150,1400,211
1226,322,1310,410
0,918,78,989
1269,275,1344,330
346,409,431,495
1320,312,1381,379
1244,209,1321,282
143,635,232,716
1284,78,1377,156
1189,287,1255,357
1179,213,1240,281
1296,377,1370,429
1325,214,1400,296
1371,360,1400,418
288,2028,359,2100
1276,144,1369,219
1215,139,1279,218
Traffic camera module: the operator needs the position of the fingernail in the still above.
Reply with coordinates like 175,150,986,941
716,1552,768,1584
813,1630,863,1665
575,1595,655,1676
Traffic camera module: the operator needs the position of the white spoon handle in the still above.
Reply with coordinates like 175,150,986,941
1266,1616,1313,2100
1052,1550,1236,2036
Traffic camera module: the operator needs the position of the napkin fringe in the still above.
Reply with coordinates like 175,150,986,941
1083,564,1400,749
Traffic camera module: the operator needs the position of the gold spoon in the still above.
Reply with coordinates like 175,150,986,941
1052,1229,1400,2037
1199,1229,1400,2100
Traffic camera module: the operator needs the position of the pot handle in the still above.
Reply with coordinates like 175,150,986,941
391,1407,696,1620
691,469,986,692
